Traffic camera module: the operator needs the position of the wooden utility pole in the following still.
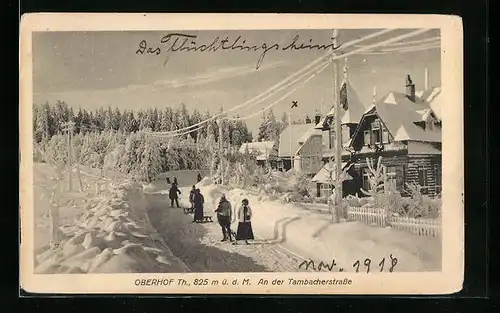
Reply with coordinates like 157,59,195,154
62,121,83,192
288,112,293,171
62,121,74,191
218,117,224,185
333,29,342,223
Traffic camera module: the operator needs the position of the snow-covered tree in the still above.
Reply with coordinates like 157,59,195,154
139,137,163,182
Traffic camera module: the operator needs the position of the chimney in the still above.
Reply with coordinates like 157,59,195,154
314,113,321,125
405,74,416,102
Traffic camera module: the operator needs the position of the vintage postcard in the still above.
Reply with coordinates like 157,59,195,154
19,13,464,295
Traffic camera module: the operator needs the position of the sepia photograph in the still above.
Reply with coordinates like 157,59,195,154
20,14,464,294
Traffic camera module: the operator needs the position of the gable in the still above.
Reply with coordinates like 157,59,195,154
278,124,318,157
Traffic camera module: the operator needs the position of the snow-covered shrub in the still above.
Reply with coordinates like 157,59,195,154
390,182,441,218
290,170,312,197
103,144,125,172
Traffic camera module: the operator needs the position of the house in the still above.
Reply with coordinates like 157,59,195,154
277,123,323,175
313,64,369,197
239,140,278,169
347,74,442,197
311,161,356,198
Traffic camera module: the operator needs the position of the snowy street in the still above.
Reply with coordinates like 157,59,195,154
145,179,441,273
146,193,308,272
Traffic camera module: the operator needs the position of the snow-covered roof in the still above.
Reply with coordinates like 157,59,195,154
239,141,276,159
371,91,442,143
311,162,353,183
407,141,441,155
416,86,442,121
325,79,368,125
278,124,320,157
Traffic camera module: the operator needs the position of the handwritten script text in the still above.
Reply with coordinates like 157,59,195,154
136,33,342,69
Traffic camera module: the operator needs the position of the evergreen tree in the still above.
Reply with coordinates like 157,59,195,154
257,111,267,142
190,108,202,141
279,112,289,134
34,103,52,142
113,107,122,131
74,108,84,133
139,137,163,182
265,108,280,141
176,103,190,139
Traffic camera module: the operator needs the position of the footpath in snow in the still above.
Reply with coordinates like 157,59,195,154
148,177,441,273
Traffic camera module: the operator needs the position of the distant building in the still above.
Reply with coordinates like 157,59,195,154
313,72,367,197
239,141,278,169
277,124,323,175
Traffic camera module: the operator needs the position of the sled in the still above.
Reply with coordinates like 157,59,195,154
183,207,195,214
202,216,213,223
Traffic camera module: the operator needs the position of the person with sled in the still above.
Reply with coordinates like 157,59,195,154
189,185,196,209
169,183,181,208
192,188,205,223
214,193,233,242
234,198,254,245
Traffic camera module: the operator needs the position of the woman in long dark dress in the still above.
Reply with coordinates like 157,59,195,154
234,198,254,245
192,188,205,223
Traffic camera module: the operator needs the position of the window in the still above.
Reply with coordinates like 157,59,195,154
385,166,397,191
434,164,442,193
329,129,335,149
371,120,382,144
364,130,371,146
382,128,390,143
418,166,429,194
320,183,334,199
362,168,371,191
277,160,284,172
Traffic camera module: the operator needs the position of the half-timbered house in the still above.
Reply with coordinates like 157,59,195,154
347,74,442,197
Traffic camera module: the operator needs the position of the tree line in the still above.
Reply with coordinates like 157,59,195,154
32,101,256,147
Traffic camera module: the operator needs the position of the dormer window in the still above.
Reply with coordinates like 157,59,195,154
382,127,390,143
371,119,382,144
363,130,370,146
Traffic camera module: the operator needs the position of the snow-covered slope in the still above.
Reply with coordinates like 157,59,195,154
34,177,190,274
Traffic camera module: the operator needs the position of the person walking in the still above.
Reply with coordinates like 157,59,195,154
197,173,202,183
192,188,205,223
234,198,254,245
214,193,233,242
189,185,196,209
168,183,181,208
173,177,178,186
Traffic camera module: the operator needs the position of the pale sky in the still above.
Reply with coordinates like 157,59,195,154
33,29,441,133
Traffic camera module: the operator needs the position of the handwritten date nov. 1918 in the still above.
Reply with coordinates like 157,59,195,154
298,254,398,273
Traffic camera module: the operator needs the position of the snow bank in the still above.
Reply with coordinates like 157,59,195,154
34,180,190,274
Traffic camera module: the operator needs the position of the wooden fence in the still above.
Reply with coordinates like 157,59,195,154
347,206,387,227
390,216,441,237
347,206,441,237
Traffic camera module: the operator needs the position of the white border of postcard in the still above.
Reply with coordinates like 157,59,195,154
19,13,464,295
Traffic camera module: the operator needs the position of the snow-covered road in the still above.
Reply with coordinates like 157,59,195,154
146,193,310,272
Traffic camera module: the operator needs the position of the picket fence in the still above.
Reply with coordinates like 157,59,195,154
347,206,441,237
